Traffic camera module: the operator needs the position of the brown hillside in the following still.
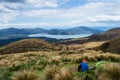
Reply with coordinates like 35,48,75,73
89,28,120,41
0,38,60,54
104,28,120,34
100,37,120,54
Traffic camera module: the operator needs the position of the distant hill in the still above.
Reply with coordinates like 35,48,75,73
47,26,102,35
66,27,102,34
0,26,102,39
59,27,120,45
0,37,60,47
88,28,120,41
0,28,47,38
104,28,120,34
0,39,60,54
99,37,120,54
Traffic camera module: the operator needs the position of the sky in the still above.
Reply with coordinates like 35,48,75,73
0,0,120,29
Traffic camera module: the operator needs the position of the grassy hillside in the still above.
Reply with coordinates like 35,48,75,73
104,28,120,34
0,41,120,80
100,37,120,54
88,28,120,41
0,38,61,54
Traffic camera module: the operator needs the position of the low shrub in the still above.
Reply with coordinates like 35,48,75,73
96,63,120,80
54,68,74,80
0,68,12,80
43,66,75,80
12,70,38,80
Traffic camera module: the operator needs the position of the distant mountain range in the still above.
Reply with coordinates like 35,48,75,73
59,27,120,44
0,26,103,39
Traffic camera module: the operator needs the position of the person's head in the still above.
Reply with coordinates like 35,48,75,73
97,57,102,61
82,59,86,62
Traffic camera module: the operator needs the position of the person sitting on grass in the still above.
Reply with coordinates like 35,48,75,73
78,59,89,72
91,57,104,70
96,57,104,68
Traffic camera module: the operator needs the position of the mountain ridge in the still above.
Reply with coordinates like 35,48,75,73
59,27,120,45
0,26,103,39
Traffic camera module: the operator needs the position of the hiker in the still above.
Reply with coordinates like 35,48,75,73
78,59,89,72
91,57,104,70
96,57,104,68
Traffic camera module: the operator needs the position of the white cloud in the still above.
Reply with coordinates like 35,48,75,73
26,0,58,8
0,4,19,23
25,0,70,8
87,15,120,22
3,2,25,10
0,0,69,24
0,0,120,28
0,22,64,29
0,4,13,12
23,1,119,18
0,12,18,23
21,1,120,26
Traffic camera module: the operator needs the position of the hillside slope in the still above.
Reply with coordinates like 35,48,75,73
0,38,60,54
88,28,120,41
104,28,120,34
100,37,120,54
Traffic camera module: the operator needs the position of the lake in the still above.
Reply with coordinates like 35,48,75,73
28,33,92,39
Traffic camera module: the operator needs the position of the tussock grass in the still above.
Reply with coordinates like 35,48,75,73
43,65,59,80
54,68,74,80
0,41,120,80
12,70,38,80
43,66,75,80
96,63,120,80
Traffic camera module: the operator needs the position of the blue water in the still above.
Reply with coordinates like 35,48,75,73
29,33,92,39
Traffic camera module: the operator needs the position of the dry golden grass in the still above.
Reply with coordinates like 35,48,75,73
0,41,120,80
43,66,75,80
12,70,38,80
68,41,105,50
54,68,74,80
96,63,120,80
0,41,120,68
43,65,59,80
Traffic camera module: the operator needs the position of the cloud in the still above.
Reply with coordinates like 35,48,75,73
0,12,18,23
0,0,120,28
25,0,69,8
24,1,119,17
0,2,20,23
1,0,25,3
0,22,62,29
87,0,119,3
0,4,13,13
22,1,120,22
26,0,58,8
